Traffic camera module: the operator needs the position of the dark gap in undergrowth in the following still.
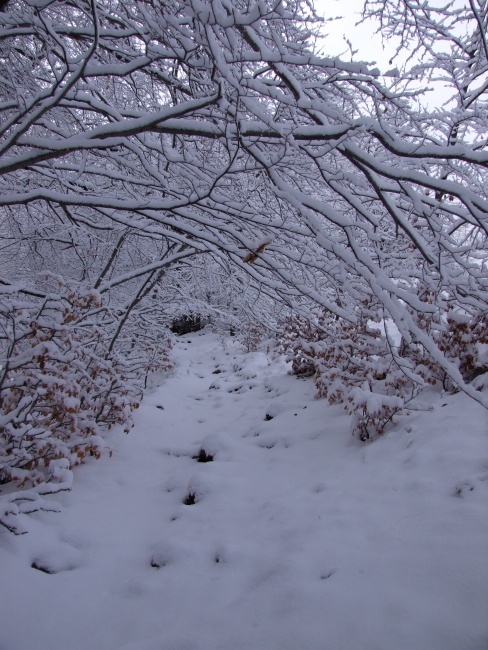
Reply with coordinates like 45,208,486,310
170,314,202,335
183,492,196,505
264,414,273,421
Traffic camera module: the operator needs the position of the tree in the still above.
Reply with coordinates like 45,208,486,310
1,0,488,528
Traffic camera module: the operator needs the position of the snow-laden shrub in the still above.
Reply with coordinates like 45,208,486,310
236,320,269,353
279,306,417,440
278,313,327,377
280,301,488,440
0,279,172,495
407,300,488,390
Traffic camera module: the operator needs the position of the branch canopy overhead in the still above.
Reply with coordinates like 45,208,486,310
0,0,487,405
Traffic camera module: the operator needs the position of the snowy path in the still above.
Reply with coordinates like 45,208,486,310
1,332,487,650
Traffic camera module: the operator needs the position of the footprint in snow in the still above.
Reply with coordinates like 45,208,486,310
454,480,475,497
320,570,336,580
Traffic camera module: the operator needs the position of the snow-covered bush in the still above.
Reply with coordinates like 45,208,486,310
279,304,418,439
281,300,488,440
236,320,270,353
439,312,488,383
278,313,328,377
406,299,488,391
0,278,172,492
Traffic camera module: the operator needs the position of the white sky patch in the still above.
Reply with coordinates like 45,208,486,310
313,0,456,110
313,0,397,69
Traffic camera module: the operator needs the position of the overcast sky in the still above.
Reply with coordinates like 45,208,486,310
313,0,395,70
313,0,455,110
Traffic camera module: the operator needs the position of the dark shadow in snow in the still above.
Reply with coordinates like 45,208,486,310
183,493,196,505
31,558,77,574
193,449,214,463
320,570,336,580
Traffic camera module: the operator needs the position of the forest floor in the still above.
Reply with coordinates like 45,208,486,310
1,330,487,650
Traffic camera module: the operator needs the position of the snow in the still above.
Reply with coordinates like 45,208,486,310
1,331,487,650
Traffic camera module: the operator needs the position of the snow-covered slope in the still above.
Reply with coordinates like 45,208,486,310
1,331,487,650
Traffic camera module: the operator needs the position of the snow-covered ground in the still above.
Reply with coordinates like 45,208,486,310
1,331,487,650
